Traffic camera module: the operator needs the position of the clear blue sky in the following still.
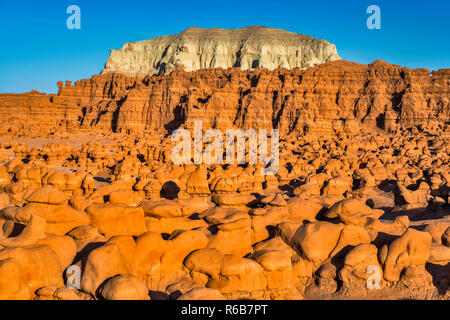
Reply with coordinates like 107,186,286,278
0,0,449,93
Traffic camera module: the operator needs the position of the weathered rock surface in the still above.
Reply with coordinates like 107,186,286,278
0,125,447,300
102,26,341,76
0,27,448,301
0,60,448,136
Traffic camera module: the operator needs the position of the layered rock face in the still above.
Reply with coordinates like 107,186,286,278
0,122,448,300
101,26,341,76
0,60,448,137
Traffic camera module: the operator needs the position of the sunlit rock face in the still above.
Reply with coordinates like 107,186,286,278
0,60,448,137
101,26,341,76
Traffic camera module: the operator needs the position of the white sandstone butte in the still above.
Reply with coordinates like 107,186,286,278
102,26,341,76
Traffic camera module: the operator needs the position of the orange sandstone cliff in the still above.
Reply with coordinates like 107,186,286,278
0,60,448,137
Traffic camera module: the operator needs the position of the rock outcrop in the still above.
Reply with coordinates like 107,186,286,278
101,26,341,76
0,120,448,300
0,60,448,137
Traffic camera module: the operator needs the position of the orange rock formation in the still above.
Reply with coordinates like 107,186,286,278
0,60,448,137
0,59,448,301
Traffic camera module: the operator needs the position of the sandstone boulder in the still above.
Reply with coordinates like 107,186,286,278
381,228,432,282
86,204,147,237
99,274,150,300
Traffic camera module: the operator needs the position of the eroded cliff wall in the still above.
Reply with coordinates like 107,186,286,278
0,60,448,137
101,26,341,76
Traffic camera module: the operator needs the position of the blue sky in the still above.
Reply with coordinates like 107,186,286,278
0,0,449,93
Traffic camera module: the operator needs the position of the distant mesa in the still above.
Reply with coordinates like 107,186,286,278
101,26,341,76
0,27,447,138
